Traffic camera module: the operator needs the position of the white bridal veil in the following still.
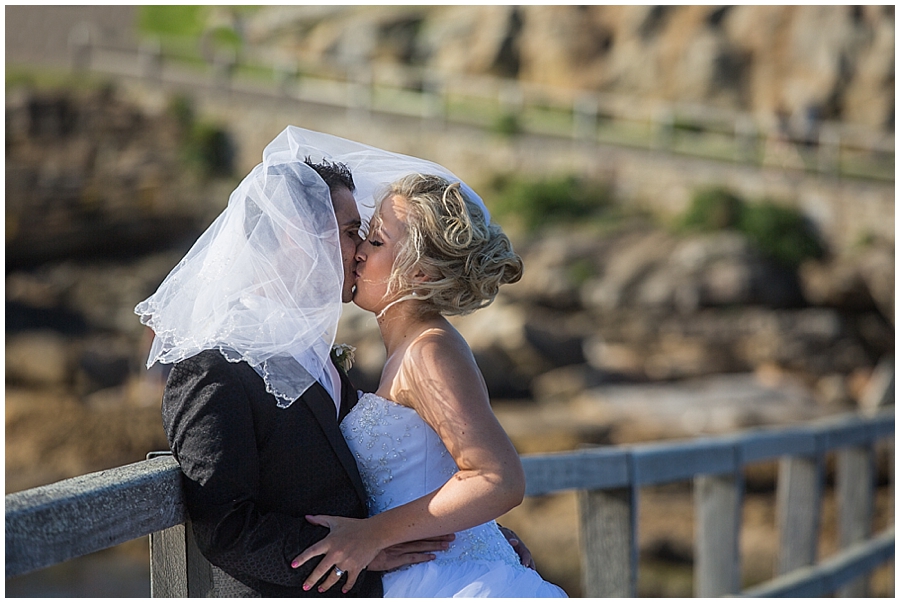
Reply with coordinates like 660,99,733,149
278,126,490,227
136,125,489,407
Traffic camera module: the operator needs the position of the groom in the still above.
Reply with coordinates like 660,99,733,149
160,159,531,597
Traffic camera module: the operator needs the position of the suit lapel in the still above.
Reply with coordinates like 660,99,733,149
337,366,358,423
302,378,368,506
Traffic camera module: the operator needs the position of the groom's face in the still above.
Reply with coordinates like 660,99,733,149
330,185,363,303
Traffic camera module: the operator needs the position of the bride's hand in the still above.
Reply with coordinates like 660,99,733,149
291,514,381,593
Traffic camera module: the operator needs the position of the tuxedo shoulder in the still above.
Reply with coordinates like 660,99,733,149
170,349,256,383
177,349,238,370
190,348,230,364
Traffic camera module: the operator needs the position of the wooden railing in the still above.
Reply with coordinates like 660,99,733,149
6,408,893,597
521,408,894,597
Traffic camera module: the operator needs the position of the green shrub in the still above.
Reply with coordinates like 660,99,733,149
167,94,195,131
487,174,611,232
738,200,825,268
492,112,522,137
677,187,825,268
165,94,234,178
184,122,234,178
677,187,743,231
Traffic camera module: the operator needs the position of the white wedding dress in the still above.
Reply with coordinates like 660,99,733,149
341,392,567,598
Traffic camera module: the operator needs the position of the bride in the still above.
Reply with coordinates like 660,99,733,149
288,160,567,597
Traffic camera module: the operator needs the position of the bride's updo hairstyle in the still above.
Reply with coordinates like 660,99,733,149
385,173,523,316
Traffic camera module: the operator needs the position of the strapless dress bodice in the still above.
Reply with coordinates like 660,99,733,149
340,392,522,569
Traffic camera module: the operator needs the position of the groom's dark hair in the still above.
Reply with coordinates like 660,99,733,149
303,157,355,193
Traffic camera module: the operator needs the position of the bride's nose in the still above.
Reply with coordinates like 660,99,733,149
355,243,366,262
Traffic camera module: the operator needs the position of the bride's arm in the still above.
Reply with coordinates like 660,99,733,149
291,329,526,593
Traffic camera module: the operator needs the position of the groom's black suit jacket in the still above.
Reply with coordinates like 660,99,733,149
162,349,383,597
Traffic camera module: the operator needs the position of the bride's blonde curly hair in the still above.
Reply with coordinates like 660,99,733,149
381,173,523,316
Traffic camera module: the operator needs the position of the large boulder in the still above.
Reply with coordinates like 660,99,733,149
799,239,894,323
641,232,805,312
581,230,804,315
451,297,551,398
581,229,678,313
858,243,895,324
6,331,72,387
507,231,608,310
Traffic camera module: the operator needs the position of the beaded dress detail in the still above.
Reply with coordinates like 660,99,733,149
341,392,567,598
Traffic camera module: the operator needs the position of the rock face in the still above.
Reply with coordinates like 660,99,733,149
5,86,222,270
5,87,225,404
240,5,894,130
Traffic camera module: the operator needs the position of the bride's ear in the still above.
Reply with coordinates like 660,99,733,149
411,265,432,284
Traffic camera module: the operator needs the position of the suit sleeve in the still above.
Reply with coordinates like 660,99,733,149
161,354,330,588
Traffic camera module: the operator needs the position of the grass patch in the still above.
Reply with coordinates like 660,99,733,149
138,6,209,38
137,6,259,63
6,67,115,93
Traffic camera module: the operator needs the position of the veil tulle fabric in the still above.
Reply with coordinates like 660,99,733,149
276,125,490,228
135,146,344,407
136,125,489,407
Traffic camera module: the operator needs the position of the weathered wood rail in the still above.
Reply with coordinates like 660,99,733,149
6,409,893,597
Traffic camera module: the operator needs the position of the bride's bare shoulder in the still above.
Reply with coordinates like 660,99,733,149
408,322,470,361
398,325,479,396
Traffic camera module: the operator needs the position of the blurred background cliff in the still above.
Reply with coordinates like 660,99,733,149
5,5,894,597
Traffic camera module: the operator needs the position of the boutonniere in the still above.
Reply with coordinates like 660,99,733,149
331,343,356,373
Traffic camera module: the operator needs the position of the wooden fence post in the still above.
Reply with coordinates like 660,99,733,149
150,521,214,597
651,107,674,150
348,66,373,122
150,524,188,597
734,115,759,163
68,22,93,72
817,124,841,175
573,95,598,142
139,38,162,82
578,486,637,597
695,471,743,596
836,444,875,597
421,70,445,126
775,453,824,575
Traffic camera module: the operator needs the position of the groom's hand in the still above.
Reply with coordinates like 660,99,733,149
367,534,456,572
499,526,536,570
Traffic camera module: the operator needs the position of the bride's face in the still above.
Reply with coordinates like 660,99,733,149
353,194,409,314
